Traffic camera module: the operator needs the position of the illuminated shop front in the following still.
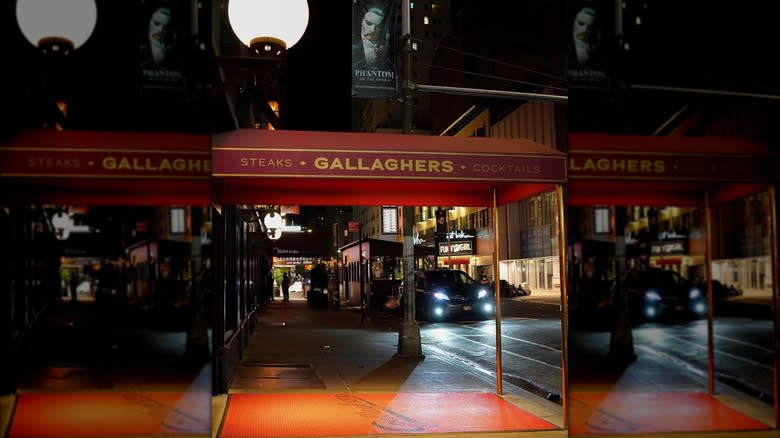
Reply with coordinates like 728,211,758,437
436,229,477,272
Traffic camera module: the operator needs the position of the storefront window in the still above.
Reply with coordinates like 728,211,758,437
371,255,402,280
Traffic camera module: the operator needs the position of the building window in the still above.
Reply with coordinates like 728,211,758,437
594,207,610,234
382,206,399,234
170,207,186,234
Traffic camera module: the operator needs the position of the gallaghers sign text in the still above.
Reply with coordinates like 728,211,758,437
214,148,560,182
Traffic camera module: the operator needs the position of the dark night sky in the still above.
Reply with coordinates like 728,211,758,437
1,1,777,140
620,1,777,94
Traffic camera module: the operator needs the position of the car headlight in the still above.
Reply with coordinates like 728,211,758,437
644,304,658,319
691,300,707,316
689,288,702,299
433,292,450,301
478,289,488,299
644,290,662,301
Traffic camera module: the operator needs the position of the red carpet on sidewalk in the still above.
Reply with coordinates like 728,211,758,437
568,391,771,435
219,392,558,437
8,392,210,437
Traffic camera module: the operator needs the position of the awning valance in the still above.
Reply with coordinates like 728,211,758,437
1,128,567,207
0,129,212,205
567,133,778,206
212,129,567,206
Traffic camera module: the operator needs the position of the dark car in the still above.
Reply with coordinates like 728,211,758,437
711,279,744,299
413,269,495,321
620,268,707,322
490,279,519,297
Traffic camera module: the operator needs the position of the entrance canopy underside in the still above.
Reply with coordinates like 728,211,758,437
567,133,778,207
217,178,557,207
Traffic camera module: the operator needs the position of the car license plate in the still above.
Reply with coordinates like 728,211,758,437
463,305,472,311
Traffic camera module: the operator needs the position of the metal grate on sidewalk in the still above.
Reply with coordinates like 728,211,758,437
229,363,325,391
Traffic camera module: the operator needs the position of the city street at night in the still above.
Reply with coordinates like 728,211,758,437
2,0,779,437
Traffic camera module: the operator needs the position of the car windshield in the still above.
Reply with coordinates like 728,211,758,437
426,270,476,286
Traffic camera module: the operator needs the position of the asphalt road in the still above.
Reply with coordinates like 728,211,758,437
415,295,565,402
627,317,775,404
396,295,775,406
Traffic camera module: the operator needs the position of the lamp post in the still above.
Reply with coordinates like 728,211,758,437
396,0,423,359
227,0,309,57
15,0,97,130
223,0,310,130
15,0,97,56
214,3,308,393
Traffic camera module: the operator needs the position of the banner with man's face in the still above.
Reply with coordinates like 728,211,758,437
567,0,610,89
139,0,187,91
351,0,398,99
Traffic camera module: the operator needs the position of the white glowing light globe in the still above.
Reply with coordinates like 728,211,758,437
263,211,283,229
227,0,309,50
267,227,282,240
16,0,97,50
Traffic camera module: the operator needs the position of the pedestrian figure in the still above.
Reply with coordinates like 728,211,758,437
266,270,274,302
69,271,79,303
281,272,291,302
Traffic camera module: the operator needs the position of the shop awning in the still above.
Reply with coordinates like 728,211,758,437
0,129,566,207
0,130,213,205
212,129,567,207
567,133,778,206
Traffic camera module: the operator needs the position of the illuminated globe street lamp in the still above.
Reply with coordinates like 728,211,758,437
15,0,98,129
261,210,283,240
15,0,97,56
227,0,309,57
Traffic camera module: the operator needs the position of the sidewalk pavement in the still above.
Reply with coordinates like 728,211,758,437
5,290,774,438
211,297,564,438
212,295,777,438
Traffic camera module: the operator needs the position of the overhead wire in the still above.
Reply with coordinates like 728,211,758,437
408,36,567,94
420,63,567,93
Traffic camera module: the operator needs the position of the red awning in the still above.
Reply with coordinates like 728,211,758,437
212,129,567,206
0,129,213,205
567,133,778,207
1,129,566,207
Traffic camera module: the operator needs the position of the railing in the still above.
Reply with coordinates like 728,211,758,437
215,307,257,393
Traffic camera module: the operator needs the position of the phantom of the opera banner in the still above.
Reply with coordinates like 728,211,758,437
139,0,187,91
351,0,398,99
567,0,610,89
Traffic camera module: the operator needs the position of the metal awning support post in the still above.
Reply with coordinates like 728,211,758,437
704,190,715,396
212,202,226,395
492,187,503,395
769,185,780,427
555,185,569,429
